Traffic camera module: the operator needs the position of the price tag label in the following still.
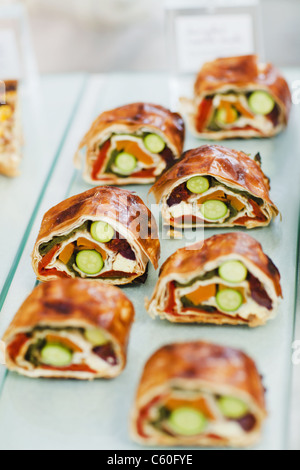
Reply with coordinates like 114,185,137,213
175,14,255,73
166,0,263,76
0,29,21,80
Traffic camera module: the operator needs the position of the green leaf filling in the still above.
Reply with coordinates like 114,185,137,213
39,222,89,256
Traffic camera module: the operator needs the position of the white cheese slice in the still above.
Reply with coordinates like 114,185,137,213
113,254,137,273
209,421,245,439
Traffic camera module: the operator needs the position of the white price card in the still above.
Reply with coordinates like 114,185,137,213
165,0,263,78
0,29,21,80
175,14,255,73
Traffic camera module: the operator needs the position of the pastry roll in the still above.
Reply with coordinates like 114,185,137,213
2,279,135,379
151,145,279,229
181,55,291,139
131,341,267,447
32,186,160,285
147,233,282,327
0,80,22,177
74,102,185,185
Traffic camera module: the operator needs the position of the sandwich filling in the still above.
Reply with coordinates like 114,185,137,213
195,90,281,134
37,220,148,282
89,133,174,182
6,326,121,378
155,258,278,325
137,386,258,442
164,174,272,227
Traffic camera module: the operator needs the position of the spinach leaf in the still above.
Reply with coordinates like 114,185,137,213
175,270,218,289
150,407,171,430
25,339,46,366
181,297,217,313
39,221,89,256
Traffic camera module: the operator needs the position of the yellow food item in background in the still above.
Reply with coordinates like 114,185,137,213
0,105,13,122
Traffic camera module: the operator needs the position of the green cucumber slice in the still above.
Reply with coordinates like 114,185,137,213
144,134,166,154
216,107,238,125
216,289,243,312
91,221,115,243
201,200,228,221
219,260,248,284
41,344,73,367
76,250,104,275
167,407,207,436
218,396,249,419
84,328,108,346
248,91,275,115
186,176,210,194
114,152,137,175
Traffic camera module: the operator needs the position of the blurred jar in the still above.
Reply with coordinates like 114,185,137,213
25,0,155,26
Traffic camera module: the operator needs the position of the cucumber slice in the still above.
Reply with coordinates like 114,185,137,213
186,176,210,194
41,344,73,367
114,152,137,175
167,407,207,436
216,289,243,312
216,107,238,125
219,260,248,284
91,221,115,243
76,250,104,275
144,134,166,154
201,200,228,221
248,91,275,115
218,396,248,419
84,328,108,346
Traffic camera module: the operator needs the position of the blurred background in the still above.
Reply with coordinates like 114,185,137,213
1,0,300,74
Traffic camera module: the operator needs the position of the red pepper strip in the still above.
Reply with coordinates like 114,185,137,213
196,98,213,132
39,246,60,271
7,333,30,361
251,201,267,221
92,140,111,180
137,396,163,439
234,200,266,225
207,434,224,441
40,268,69,279
229,125,263,134
131,169,155,179
39,246,70,278
165,282,177,315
